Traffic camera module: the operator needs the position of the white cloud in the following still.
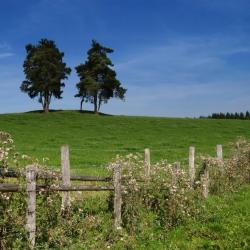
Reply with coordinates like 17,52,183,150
0,53,14,59
0,42,14,59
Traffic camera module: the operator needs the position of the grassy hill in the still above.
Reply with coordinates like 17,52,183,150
1,110,250,249
0,110,250,175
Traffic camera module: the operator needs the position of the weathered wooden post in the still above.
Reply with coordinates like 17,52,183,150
172,161,180,185
216,144,223,172
26,165,37,248
216,145,223,160
113,164,122,230
201,161,209,198
144,148,150,178
61,145,71,211
189,146,195,186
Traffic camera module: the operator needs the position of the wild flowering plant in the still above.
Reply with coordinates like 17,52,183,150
0,131,16,170
108,139,250,237
0,131,62,249
202,139,250,194
227,138,250,186
0,131,114,249
0,132,27,249
108,153,199,234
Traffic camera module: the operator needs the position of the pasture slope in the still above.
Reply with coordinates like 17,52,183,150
0,110,250,175
155,185,250,249
0,110,249,249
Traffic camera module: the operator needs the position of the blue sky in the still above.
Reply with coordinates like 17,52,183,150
0,0,250,117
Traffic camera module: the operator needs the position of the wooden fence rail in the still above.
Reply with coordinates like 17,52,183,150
0,144,223,248
0,169,112,181
0,183,114,192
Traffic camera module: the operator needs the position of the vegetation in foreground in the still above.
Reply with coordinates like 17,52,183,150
1,132,250,249
0,111,250,175
166,185,250,249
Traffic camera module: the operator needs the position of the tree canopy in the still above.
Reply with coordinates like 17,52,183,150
75,40,126,113
20,39,71,112
205,111,250,120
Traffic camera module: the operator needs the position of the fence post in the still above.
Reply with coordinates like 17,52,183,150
216,144,223,171
113,164,122,230
26,165,37,248
144,148,150,178
172,161,180,185
216,145,223,160
189,146,195,187
201,161,209,198
61,145,71,211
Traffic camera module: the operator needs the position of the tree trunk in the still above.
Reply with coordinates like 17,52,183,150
98,98,102,112
94,95,98,114
80,98,84,112
43,95,49,113
43,102,49,113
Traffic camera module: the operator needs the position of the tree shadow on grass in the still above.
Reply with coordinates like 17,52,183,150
26,109,112,116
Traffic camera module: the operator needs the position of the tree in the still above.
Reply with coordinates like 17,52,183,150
239,112,245,120
234,112,239,119
245,111,250,120
229,113,234,119
20,39,71,113
75,40,126,113
219,112,225,119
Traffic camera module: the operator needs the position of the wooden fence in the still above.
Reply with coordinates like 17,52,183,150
0,144,223,248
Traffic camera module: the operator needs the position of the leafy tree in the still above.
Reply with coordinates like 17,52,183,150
75,40,126,113
20,39,71,113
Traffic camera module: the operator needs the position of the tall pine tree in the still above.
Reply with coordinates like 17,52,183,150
75,40,126,113
21,39,71,112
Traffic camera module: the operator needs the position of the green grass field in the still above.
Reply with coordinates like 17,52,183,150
1,111,250,249
165,185,250,249
0,110,250,175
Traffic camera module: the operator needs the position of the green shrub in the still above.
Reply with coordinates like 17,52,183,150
108,154,200,234
201,139,250,194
